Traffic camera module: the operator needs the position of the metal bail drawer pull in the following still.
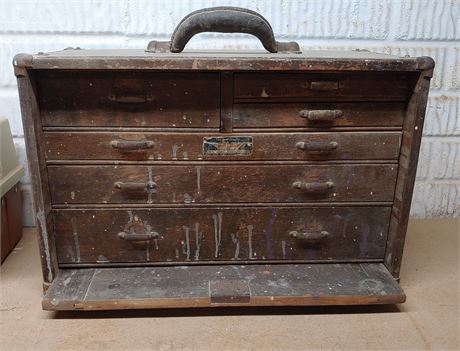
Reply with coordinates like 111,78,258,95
111,140,155,150
118,231,159,241
299,110,343,121
309,81,339,91
108,94,153,104
296,141,338,152
118,215,159,242
289,230,329,242
292,181,334,193
114,181,157,191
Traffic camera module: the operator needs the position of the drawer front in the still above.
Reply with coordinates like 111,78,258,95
48,164,398,204
43,132,401,161
233,102,405,129
234,73,408,101
54,207,391,264
37,71,220,128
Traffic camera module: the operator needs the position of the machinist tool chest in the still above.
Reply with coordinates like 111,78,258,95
14,7,433,310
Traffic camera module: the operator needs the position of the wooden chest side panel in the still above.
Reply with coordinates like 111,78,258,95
36,71,221,128
54,207,391,264
385,60,434,278
15,68,59,287
47,164,398,204
43,132,402,161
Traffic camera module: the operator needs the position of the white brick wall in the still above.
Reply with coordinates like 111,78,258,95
0,0,458,224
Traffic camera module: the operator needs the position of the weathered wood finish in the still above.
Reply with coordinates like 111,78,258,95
221,72,234,133
47,164,398,204
43,132,401,161
233,102,405,129
234,72,409,102
15,66,58,289
14,40,432,309
385,58,434,278
37,71,220,128
53,206,391,264
42,263,405,310
18,50,422,72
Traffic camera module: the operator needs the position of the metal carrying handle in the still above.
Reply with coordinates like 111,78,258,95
114,181,157,191
296,141,338,152
146,7,300,53
111,139,155,150
299,110,344,122
292,181,334,193
289,230,329,242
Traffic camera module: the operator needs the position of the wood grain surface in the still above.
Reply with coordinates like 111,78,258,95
233,102,405,129
42,263,405,310
43,131,401,161
234,72,409,101
47,164,398,204
37,71,220,128
53,206,391,264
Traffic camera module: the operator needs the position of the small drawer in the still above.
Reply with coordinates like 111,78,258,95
54,206,391,264
48,164,398,205
234,73,409,102
233,102,406,129
37,71,220,128
43,131,401,161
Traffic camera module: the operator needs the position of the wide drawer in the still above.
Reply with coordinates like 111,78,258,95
233,102,406,129
36,71,220,128
54,206,391,264
48,164,398,204
234,73,409,102
43,132,401,161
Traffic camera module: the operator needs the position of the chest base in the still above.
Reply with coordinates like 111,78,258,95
43,263,405,311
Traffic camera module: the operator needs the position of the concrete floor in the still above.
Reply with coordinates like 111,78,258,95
0,219,458,351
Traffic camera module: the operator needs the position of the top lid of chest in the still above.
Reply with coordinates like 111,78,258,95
13,6,432,73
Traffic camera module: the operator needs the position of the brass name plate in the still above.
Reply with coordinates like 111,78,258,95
203,136,252,156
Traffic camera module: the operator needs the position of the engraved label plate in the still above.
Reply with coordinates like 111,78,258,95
203,136,253,156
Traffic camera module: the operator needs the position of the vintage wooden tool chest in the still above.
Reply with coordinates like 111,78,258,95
14,7,434,310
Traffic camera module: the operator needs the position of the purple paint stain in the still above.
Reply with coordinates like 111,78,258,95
265,208,278,259
360,223,370,258
307,249,317,260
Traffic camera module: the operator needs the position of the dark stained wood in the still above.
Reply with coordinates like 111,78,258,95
40,268,94,306
220,72,234,132
0,193,8,261
42,263,405,310
47,164,398,204
15,69,58,287
14,33,433,310
1,184,23,262
53,206,391,264
233,102,405,128
37,71,220,128
15,50,421,72
234,73,409,102
385,58,434,278
43,131,402,161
